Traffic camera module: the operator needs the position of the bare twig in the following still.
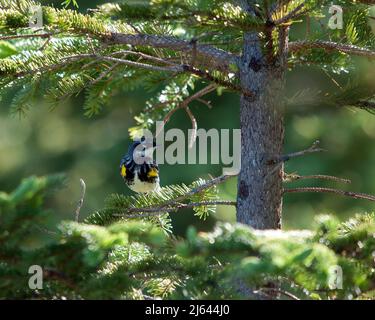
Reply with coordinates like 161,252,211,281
182,64,248,96
89,61,120,85
196,98,212,108
0,33,52,41
289,40,375,59
185,174,234,198
185,106,197,149
284,173,351,184
156,84,217,138
321,67,343,91
182,84,218,107
109,50,178,67
284,187,375,202
75,179,86,222
63,53,183,73
268,140,325,165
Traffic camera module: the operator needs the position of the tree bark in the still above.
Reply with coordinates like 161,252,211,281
236,31,287,230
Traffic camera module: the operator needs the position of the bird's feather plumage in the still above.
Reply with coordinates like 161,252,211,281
120,140,160,193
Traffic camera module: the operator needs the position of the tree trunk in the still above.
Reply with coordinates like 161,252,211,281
236,32,287,230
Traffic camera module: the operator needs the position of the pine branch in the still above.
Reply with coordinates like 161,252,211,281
272,2,307,25
103,33,240,73
58,53,243,95
115,175,233,220
86,175,235,226
0,2,240,74
357,100,375,114
5,53,89,79
179,175,234,200
3,174,375,299
289,40,375,59
113,200,236,219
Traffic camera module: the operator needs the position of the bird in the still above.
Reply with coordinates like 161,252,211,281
119,138,160,193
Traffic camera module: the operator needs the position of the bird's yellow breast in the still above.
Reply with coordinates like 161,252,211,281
147,167,158,178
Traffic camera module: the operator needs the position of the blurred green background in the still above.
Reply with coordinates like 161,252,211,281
0,0,374,235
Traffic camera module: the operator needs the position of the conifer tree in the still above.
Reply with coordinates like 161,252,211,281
1,0,374,228
1,175,375,299
1,0,375,300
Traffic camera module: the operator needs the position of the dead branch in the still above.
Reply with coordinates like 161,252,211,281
74,179,86,222
284,187,375,202
109,50,178,67
289,40,375,59
268,140,325,165
63,53,183,73
89,61,121,85
0,33,52,40
181,64,249,96
156,84,217,138
284,173,351,184
196,98,212,108
185,106,197,149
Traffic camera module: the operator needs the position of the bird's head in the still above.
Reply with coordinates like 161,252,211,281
127,136,157,164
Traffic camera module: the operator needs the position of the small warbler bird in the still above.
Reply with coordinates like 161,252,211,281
119,138,160,193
